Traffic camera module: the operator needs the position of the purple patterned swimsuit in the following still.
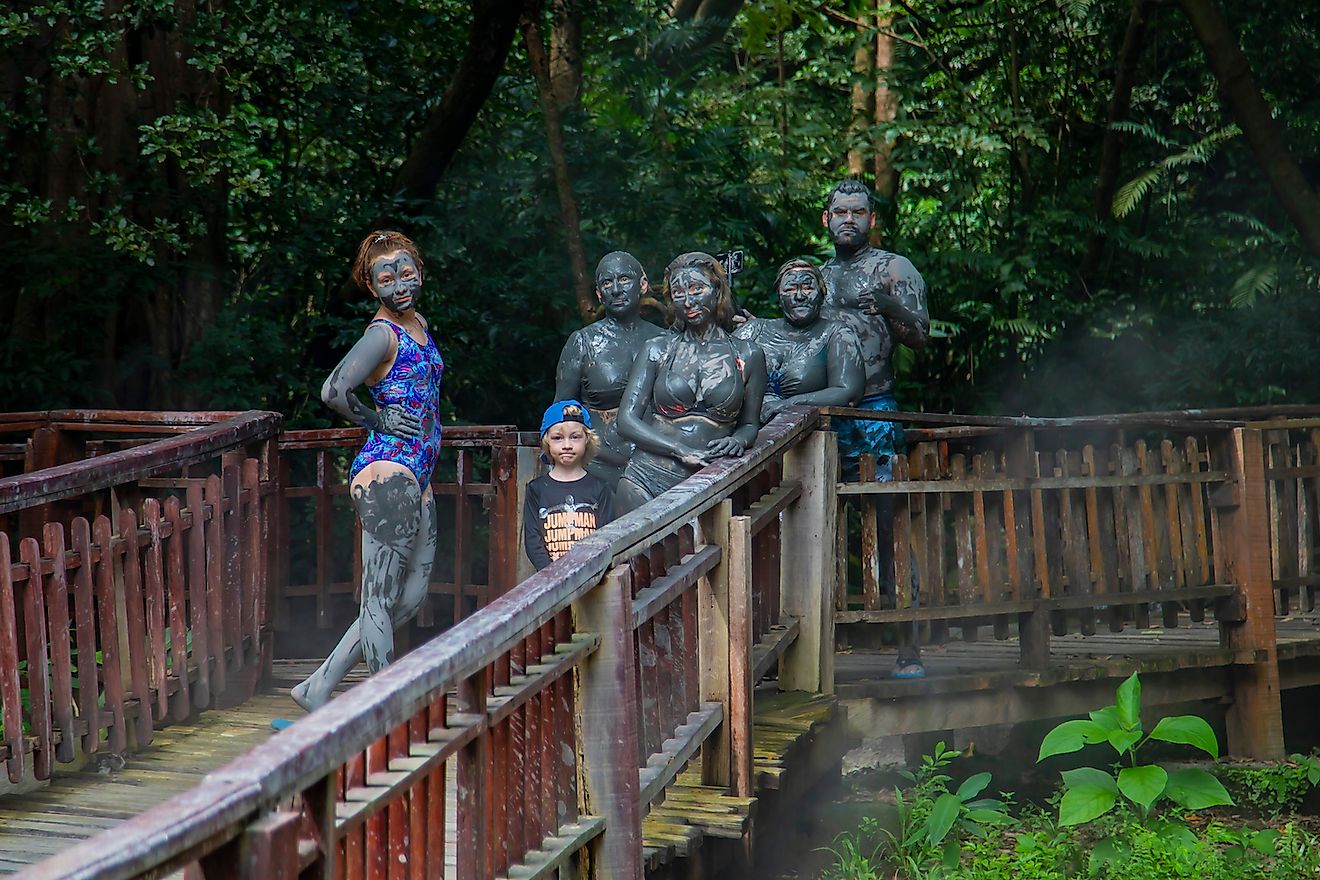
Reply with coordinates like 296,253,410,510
349,319,445,487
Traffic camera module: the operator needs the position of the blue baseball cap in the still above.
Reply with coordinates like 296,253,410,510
540,400,593,437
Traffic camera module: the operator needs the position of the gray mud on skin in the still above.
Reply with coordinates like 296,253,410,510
614,253,766,514
555,251,667,487
292,474,436,710
735,260,865,424
819,185,930,399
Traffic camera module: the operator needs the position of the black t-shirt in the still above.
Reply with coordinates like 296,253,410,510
523,472,615,570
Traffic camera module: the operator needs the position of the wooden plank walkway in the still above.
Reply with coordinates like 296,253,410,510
837,615,1320,696
0,663,462,878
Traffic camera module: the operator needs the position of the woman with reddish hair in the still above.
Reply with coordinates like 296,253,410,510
292,230,444,711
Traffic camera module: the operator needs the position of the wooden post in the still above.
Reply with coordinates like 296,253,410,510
728,514,754,799
1004,430,1050,668
515,445,541,585
1215,427,1284,759
780,430,838,694
573,566,642,879
457,668,490,880
698,501,732,786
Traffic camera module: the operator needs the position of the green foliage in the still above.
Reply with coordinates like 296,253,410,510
823,742,1016,879
1037,673,1232,825
1215,753,1320,816
3,1,1319,422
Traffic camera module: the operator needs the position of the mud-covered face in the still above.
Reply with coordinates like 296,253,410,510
596,254,647,319
669,266,719,331
370,251,422,315
823,193,872,251
778,269,823,328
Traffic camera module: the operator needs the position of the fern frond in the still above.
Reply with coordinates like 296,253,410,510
1230,263,1278,308
1112,166,1164,218
1059,0,1096,19
1219,212,1283,243
1109,120,1176,149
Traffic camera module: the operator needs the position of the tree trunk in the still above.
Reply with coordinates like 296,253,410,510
1079,0,1153,292
387,0,536,218
337,0,537,302
872,13,899,234
847,24,872,177
549,0,583,109
523,15,595,322
1179,0,1320,257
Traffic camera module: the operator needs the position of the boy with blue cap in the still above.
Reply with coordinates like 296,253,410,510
523,400,615,570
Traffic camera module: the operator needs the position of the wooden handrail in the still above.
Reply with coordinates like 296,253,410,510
0,412,281,514
820,403,1320,430
23,407,819,880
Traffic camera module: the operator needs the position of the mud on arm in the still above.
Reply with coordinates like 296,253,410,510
707,341,766,458
616,338,702,465
320,324,420,439
553,330,588,402
787,326,865,409
864,258,930,351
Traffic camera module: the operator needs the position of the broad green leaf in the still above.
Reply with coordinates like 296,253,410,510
925,793,961,845
1088,838,1131,874
1148,715,1220,759
1089,706,1123,733
1059,783,1117,826
1107,728,1143,756
956,772,992,802
1117,764,1168,809
941,836,961,868
1061,767,1119,793
1164,768,1234,810
1251,829,1280,854
965,808,1016,825
1038,720,1107,761
1115,673,1141,729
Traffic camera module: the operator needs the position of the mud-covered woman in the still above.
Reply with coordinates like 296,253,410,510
292,230,444,711
554,251,667,489
614,252,767,514
734,258,864,423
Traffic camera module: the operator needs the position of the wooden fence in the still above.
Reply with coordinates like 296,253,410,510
828,405,1316,758
0,411,281,784
23,408,832,880
271,426,521,636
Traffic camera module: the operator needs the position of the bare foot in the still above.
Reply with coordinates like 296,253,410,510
290,679,322,712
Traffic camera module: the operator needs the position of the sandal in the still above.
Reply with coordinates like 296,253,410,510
892,658,926,679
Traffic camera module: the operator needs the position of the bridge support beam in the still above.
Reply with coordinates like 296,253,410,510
780,429,838,694
575,566,643,879
1216,427,1285,760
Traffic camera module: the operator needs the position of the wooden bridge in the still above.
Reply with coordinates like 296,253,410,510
0,405,1315,877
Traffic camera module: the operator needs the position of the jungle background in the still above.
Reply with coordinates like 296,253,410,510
2,0,1317,429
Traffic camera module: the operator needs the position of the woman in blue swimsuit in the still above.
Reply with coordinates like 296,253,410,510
292,230,445,711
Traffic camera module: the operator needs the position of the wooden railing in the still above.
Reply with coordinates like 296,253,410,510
23,408,831,879
828,405,1318,758
0,411,281,784
272,426,522,635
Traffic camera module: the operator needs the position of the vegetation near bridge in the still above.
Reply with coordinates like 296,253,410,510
2,0,1316,425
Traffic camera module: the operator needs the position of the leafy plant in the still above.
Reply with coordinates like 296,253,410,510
886,742,1016,873
1037,672,1232,826
1215,752,1320,815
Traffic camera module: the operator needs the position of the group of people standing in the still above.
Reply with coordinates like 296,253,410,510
292,177,929,713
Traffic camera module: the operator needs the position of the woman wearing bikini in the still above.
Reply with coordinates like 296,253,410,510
615,251,767,514
292,230,445,711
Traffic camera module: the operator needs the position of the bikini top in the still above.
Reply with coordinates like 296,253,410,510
652,334,745,425
366,319,445,421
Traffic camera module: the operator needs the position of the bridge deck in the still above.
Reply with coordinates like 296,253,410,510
7,619,1320,875
0,666,462,878
835,615,1320,735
